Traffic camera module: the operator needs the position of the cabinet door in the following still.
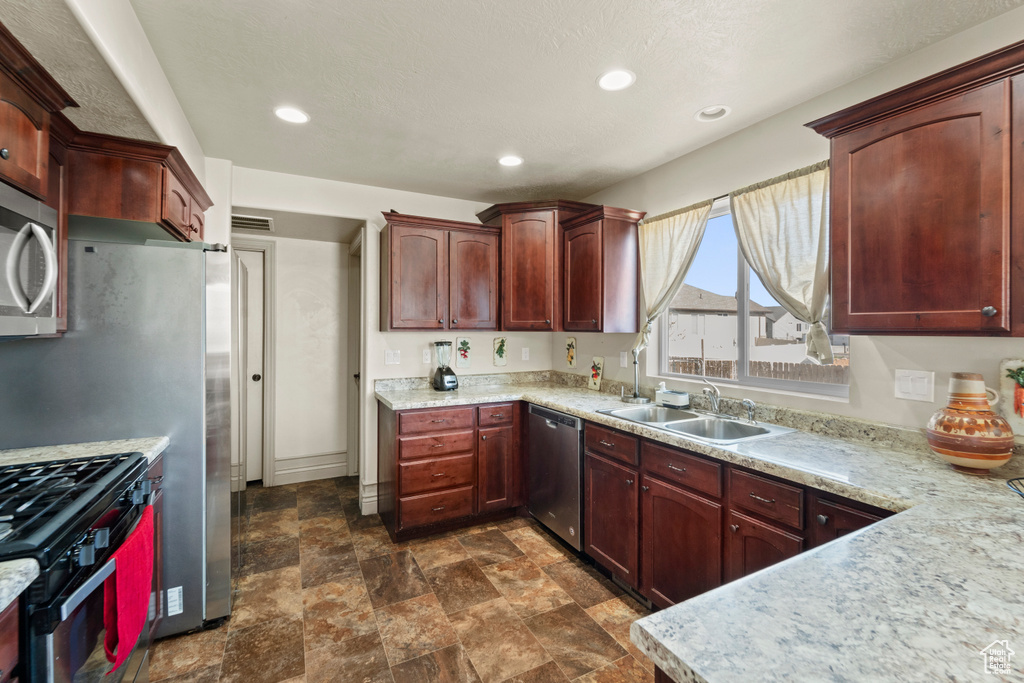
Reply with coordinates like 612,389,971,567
725,510,802,583
641,475,721,608
809,498,882,547
478,425,515,512
0,70,49,199
831,79,1010,333
449,230,498,329
563,221,602,331
584,452,639,587
388,225,447,329
502,211,555,330
161,166,192,240
188,198,205,242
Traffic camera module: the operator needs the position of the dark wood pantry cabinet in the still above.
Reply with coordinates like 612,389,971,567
808,38,1024,335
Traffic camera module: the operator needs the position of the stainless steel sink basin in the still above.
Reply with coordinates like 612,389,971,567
663,417,794,445
599,406,700,424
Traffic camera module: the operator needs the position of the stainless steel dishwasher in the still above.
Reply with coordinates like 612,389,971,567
527,404,583,550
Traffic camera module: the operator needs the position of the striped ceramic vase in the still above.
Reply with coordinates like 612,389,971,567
926,372,1014,474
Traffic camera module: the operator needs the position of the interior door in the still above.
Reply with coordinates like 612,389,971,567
237,249,265,482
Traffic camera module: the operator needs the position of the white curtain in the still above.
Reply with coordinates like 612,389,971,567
730,160,832,364
631,199,714,353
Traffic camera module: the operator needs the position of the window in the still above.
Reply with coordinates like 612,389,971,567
658,199,849,395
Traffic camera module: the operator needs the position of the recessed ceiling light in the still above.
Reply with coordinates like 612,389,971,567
694,105,731,122
274,106,310,124
498,155,523,167
598,69,636,91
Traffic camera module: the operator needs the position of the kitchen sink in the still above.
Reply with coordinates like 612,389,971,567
663,417,794,445
599,406,700,424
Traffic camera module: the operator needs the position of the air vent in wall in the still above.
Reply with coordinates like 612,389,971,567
231,214,274,232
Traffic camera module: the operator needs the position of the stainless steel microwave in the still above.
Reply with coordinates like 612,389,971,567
0,181,59,337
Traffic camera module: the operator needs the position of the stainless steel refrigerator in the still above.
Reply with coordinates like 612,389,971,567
0,239,233,638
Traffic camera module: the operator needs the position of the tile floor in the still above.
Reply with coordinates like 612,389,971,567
149,477,655,683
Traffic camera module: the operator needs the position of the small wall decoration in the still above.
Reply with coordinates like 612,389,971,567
566,337,577,368
493,337,507,366
589,356,604,391
999,358,1024,434
456,337,471,368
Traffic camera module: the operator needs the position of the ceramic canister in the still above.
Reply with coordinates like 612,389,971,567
926,372,1014,474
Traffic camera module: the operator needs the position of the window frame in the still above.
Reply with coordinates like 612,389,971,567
656,197,849,398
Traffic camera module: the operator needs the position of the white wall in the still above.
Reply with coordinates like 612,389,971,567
583,6,1024,432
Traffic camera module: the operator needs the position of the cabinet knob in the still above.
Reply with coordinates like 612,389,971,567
981,306,997,317
481,435,487,440
438,318,444,324
592,319,597,324
452,319,458,325
0,148,8,160
625,478,634,485
545,319,551,325
817,514,829,526
641,485,650,492
730,524,739,533
252,374,262,381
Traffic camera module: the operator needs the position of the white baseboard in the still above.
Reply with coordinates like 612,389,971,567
359,482,378,514
274,450,348,485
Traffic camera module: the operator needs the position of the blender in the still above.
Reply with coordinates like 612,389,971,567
432,340,459,391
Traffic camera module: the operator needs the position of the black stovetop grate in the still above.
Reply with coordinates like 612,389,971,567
0,453,139,546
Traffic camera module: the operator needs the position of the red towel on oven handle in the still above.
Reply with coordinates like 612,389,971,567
103,505,154,673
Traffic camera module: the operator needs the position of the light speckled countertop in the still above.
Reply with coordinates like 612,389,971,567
0,436,170,612
376,381,1024,682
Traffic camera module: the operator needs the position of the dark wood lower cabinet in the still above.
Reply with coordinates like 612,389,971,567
641,475,722,608
809,497,883,547
584,452,639,587
725,510,803,582
654,668,671,683
478,425,515,512
0,596,17,683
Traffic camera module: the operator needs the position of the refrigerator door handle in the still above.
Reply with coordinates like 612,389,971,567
5,222,32,312
27,222,57,314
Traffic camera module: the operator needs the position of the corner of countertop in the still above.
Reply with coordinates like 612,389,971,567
0,558,40,613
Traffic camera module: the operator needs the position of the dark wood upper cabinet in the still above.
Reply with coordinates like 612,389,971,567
379,212,499,331
562,206,643,333
641,474,722,609
808,38,1024,335
449,230,499,329
584,451,639,588
724,509,802,583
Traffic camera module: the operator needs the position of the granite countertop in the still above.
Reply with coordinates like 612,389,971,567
0,436,170,612
376,381,1024,681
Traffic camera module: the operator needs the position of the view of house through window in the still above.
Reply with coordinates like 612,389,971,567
659,210,849,391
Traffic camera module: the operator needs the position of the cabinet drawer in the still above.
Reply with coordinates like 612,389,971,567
642,441,722,498
585,423,638,466
399,407,475,435
399,453,475,495
399,430,475,460
399,485,475,529
729,469,804,530
478,402,514,427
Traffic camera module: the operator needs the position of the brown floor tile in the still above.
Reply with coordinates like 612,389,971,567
348,511,386,532
248,507,300,543
574,655,654,683
374,593,459,665
353,525,402,560
241,536,301,577
390,643,482,683
299,515,353,551
541,560,623,609
481,556,573,618
231,565,303,631
585,597,654,672
453,523,500,537
220,614,305,683
305,632,393,683
496,516,537,532
523,603,626,679
449,598,551,683
300,542,361,589
302,575,377,650
425,559,501,614
411,536,470,571
149,627,227,681
299,491,345,520
252,485,298,512
458,529,525,567
151,664,221,683
360,550,431,608
498,661,570,683
504,527,573,568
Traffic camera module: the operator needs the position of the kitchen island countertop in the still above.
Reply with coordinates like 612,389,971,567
376,381,1024,682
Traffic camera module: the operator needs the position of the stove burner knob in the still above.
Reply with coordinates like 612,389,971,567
94,528,110,550
76,542,96,567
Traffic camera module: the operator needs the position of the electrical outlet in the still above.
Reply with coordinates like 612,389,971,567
522,347,530,361
894,369,934,402
620,351,628,367
422,349,431,364
385,349,401,365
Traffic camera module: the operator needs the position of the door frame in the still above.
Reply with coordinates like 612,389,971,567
232,236,278,487
347,233,363,478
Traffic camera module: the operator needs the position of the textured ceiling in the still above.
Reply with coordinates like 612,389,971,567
128,0,1023,203
0,0,158,142
233,206,363,244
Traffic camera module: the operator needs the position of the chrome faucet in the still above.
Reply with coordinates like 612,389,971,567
702,384,721,414
621,346,651,404
741,398,757,423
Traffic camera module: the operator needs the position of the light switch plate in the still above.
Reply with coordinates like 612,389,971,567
522,347,530,361
620,351,628,367
894,369,934,402
422,349,431,364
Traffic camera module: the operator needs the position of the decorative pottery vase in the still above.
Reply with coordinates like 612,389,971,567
926,372,1014,475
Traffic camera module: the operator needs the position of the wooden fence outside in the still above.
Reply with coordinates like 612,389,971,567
666,357,850,385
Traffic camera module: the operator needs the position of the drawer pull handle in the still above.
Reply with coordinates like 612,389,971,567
749,493,776,505
491,413,504,418
431,419,448,423
432,472,446,477
432,506,445,512
817,514,829,526
730,524,739,533
431,443,445,448
598,440,615,448
667,463,686,473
